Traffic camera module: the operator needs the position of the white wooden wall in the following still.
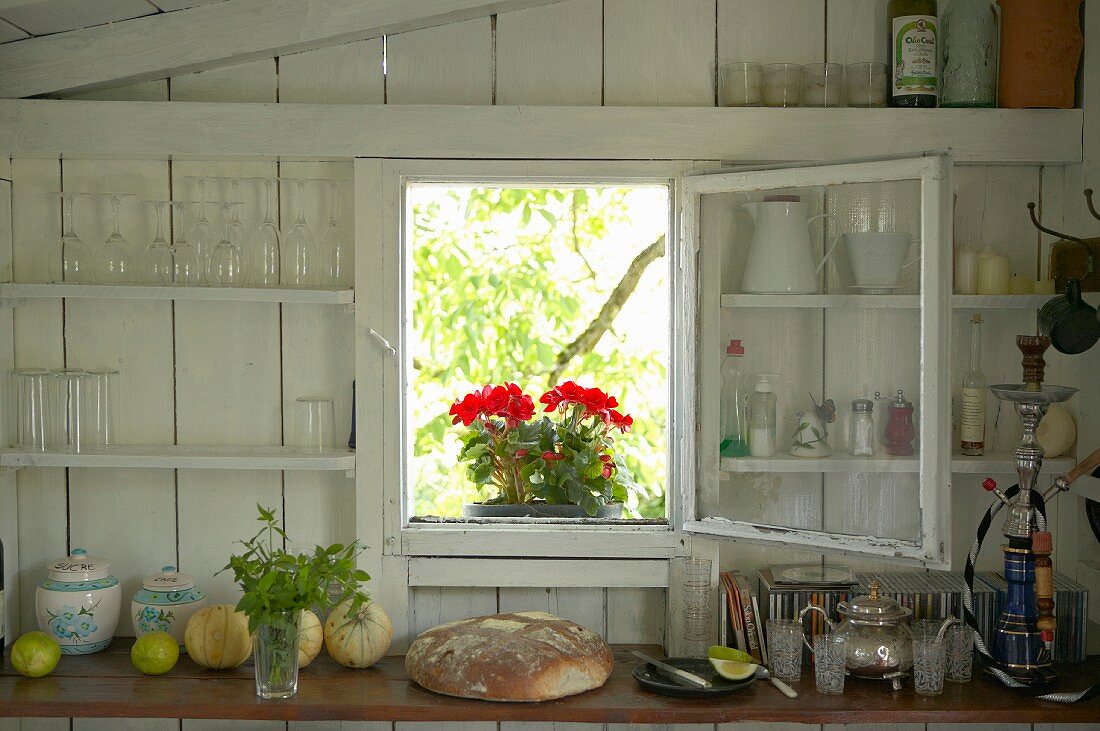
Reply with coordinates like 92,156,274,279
2,2,1099,731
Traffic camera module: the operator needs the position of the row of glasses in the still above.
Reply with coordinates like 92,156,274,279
11,368,118,453
720,61,888,108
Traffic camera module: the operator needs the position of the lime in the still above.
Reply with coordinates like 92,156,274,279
709,657,759,681
10,631,61,678
131,631,180,675
707,645,755,664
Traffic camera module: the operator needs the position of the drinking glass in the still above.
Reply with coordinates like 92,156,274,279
188,177,214,282
719,62,763,106
82,369,118,450
47,194,93,283
846,62,888,107
910,619,944,640
801,63,846,108
206,202,244,287
681,558,712,658
228,179,248,273
94,195,135,283
142,200,174,284
170,201,203,286
249,178,281,287
283,179,316,287
945,624,974,683
765,618,803,680
321,180,352,288
12,369,51,451
50,370,87,453
813,634,846,695
293,396,336,453
912,635,947,696
762,63,801,107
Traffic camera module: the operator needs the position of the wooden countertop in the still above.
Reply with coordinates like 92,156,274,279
1,642,1098,723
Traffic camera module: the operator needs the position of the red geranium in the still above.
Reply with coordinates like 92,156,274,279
449,382,534,428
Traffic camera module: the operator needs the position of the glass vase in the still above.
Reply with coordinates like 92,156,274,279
940,0,998,107
253,611,301,699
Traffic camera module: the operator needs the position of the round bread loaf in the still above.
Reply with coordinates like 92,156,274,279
405,611,613,702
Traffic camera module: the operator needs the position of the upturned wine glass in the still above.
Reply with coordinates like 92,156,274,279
141,200,173,284
47,193,93,283
320,179,352,288
170,200,203,286
188,177,213,283
94,195,134,283
227,179,248,272
249,177,281,287
207,202,244,287
283,179,316,288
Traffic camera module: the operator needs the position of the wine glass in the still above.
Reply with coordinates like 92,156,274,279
320,179,351,288
94,195,134,283
170,200,203,286
206,202,244,287
283,179,316,288
141,200,173,284
227,179,248,273
188,177,213,283
47,193,93,283
249,177,281,287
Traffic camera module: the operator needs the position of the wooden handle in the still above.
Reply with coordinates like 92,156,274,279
1063,447,1100,485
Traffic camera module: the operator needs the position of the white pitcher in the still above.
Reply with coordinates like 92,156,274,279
740,197,841,294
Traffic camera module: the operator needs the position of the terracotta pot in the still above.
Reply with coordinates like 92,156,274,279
997,0,1083,108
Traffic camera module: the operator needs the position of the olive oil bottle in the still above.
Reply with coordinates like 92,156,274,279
888,0,939,107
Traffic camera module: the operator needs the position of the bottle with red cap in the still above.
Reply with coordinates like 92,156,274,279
720,339,749,457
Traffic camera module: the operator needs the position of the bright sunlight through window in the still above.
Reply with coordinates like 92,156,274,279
407,184,670,520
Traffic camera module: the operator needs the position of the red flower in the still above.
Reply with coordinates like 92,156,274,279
541,450,564,461
602,464,614,479
610,409,633,433
449,391,484,426
539,380,588,412
480,382,534,427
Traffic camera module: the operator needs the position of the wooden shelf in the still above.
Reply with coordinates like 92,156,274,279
721,294,919,309
1,641,1097,724
0,445,355,471
952,293,1100,309
720,453,1076,475
0,283,354,305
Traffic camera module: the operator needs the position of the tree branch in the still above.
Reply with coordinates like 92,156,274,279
548,234,666,385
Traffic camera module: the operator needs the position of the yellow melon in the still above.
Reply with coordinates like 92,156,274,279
184,604,252,669
323,598,392,669
298,609,323,668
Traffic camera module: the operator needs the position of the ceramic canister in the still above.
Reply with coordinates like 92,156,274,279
36,548,121,655
131,565,208,648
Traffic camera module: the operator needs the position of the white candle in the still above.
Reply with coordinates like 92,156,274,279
955,245,978,294
720,62,763,106
763,63,802,107
1010,275,1033,294
977,249,1011,294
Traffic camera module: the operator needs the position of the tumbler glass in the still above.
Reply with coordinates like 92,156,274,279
945,624,974,683
846,62,888,107
813,633,846,694
50,370,87,453
82,369,119,450
12,369,51,451
801,63,846,108
912,635,947,695
910,619,944,640
681,558,712,658
762,63,802,107
293,396,336,453
766,618,803,680
719,62,763,106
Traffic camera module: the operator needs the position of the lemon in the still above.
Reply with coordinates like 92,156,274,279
707,645,755,664
131,631,180,675
709,657,759,681
10,631,61,678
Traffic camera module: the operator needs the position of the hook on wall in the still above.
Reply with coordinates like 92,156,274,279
1085,189,1100,222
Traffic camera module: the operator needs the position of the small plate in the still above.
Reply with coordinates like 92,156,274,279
632,657,756,698
848,285,903,294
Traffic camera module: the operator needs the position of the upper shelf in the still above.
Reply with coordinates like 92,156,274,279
0,445,355,471
720,452,1075,475
0,283,354,305
720,293,1100,310
952,293,1100,309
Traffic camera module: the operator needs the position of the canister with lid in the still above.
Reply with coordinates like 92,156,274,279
36,548,121,654
132,565,208,648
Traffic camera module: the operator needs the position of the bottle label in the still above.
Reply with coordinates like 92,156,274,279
961,387,985,443
892,15,938,98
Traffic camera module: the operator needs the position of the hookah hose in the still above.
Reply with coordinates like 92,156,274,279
963,483,1100,703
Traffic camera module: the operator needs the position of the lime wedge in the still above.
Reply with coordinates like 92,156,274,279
709,657,759,681
707,645,755,664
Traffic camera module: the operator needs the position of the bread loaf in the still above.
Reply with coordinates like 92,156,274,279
405,611,613,702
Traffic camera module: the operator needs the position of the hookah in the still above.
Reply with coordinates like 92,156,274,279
962,334,1100,701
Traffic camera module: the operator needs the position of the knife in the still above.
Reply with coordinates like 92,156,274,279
631,650,712,688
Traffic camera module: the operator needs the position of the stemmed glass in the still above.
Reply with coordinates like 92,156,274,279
249,177,281,287
141,200,173,284
320,180,351,288
48,193,93,283
207,202,244,287
94,195,134,283
227,179,248,272
170,200,203,286
188,177,213,283
283,179,316,288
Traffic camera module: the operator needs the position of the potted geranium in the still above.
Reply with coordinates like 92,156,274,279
449,381,637,518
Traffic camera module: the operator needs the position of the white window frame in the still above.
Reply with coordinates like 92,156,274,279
360,158,702,560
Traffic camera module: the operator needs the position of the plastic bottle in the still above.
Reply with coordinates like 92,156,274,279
747,374,779,458
719,339,749,457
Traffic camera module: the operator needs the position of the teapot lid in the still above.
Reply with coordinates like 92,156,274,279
142,565,197,592
841,580,912,621
47,549,111,582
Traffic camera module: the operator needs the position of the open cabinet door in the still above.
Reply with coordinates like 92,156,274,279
679,152,952,568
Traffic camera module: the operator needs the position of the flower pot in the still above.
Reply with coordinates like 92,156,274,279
997,0,1083,109
252,611,301,699
461,501,624,519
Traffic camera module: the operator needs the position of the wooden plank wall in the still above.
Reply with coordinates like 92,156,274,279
2,1,1091,730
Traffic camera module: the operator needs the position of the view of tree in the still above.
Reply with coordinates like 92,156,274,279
409,184,669,519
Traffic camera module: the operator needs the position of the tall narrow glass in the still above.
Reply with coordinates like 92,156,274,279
142,200,173,284
171,201,203,286
188,177,213,283
50,370,86,453
82,369,119,450
321,179,352,287
250,178,281,286
207,203,244,287
283,179,316,288
93,195,134,283
48,194,93,283
13,369,51,451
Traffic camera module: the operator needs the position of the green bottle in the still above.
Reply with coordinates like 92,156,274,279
888,0,939,107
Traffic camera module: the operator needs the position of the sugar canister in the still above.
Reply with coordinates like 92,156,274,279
36,548,121,654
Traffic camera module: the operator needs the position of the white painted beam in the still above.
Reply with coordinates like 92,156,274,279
408,558,670,588
0,0,567,98
0,100,1083,164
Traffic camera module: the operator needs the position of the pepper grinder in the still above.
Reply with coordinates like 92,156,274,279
882,389,916,456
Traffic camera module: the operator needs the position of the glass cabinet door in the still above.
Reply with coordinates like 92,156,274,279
680,152,951,567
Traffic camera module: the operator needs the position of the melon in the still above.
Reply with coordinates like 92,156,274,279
184,604,252,669
298,609,323,668
1037,404,1076,458
323,598,392,668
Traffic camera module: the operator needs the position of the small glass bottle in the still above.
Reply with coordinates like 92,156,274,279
849,399,875,456
961,313,986,455
720,340,749,457
747,374,778,458
940,0,998,107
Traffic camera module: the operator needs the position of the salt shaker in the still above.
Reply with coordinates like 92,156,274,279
849,399,875,456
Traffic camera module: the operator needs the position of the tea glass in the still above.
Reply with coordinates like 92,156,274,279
801,63,846,108
766,618,803,680
719,62,763,106
50,370,87,453
762,63,801,107
293,396,336,453
846,62,888,107
945,624,974,683
82,369,119,450
813,633,846,695
12,369,51,451
913,635,947,695
680,558,712,658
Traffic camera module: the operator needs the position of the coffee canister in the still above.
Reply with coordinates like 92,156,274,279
131,565,208,648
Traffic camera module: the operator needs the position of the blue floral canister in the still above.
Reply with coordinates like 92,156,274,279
131,566,207,649
36,549,121,655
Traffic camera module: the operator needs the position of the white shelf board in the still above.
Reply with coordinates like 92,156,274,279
721,294,920,309
720,452,1076,475
949,452,1076,475
0,283,354,305
0,445,355,471
952,293,1100,309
